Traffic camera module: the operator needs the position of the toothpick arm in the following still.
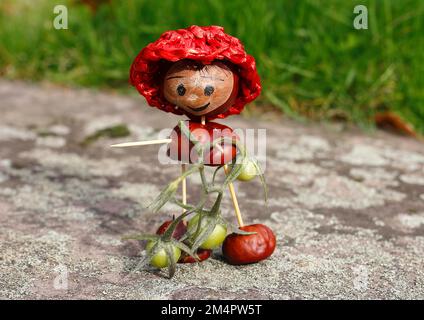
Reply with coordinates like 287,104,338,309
110,138,172,148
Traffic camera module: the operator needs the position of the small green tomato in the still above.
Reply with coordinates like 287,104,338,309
146,241,181,268
188,214,227,249
237,160,258,181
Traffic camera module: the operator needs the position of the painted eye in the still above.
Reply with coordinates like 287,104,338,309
204,85,214,96
177,84,186,96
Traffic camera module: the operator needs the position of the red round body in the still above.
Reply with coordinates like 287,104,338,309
167,121,238,166
156,219,187,240
222,224,276,265
178,249,212,264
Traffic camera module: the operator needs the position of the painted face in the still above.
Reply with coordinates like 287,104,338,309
163,60,236,117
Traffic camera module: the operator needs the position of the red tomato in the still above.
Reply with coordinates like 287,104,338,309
222,224,276,265
167,121,238,166
156,219,187,240
178,248,212,264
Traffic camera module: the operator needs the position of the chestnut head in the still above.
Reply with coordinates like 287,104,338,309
163,60,238,119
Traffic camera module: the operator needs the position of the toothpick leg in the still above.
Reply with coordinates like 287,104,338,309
181,164,187,213
224,165,244,227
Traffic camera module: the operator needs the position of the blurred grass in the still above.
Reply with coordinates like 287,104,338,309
0,0,423,134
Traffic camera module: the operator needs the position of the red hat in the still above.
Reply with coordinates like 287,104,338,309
130,25,261,119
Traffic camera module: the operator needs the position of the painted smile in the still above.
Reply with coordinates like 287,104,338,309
188,102,210,112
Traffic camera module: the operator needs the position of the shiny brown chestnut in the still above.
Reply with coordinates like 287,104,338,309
222,224,276,265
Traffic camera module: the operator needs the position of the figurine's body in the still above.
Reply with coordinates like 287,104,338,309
117,26,275,276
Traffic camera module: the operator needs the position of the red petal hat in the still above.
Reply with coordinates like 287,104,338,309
130,25,261,119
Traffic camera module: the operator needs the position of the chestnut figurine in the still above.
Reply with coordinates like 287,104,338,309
116,26,276,275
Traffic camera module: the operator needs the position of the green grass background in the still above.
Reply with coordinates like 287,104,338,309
0,0,423,133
